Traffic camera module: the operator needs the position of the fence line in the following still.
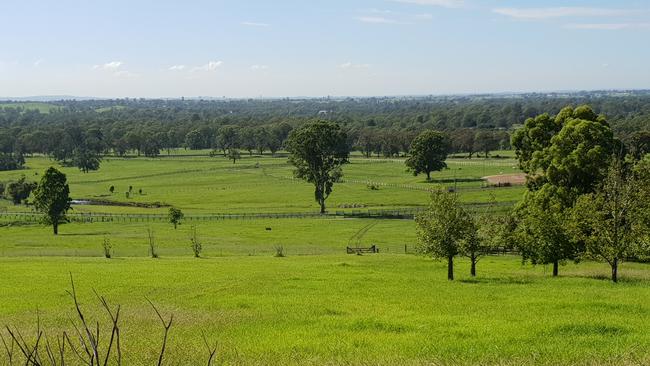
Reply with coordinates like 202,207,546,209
0,202,517,224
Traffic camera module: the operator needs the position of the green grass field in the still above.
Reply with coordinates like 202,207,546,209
0,102,60,113
1,256,649,365
1,153,649,365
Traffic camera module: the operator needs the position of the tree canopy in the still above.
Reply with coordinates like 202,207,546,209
286,121,349,214
33,167,72,235
406,130,450,180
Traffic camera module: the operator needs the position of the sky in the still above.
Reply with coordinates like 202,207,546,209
1,0,649,98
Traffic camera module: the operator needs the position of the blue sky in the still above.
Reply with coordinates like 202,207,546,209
1,0,649,98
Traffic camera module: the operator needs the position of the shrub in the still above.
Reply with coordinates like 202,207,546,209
190,226,202,258
102,236,112,258
109,185,115,194
6,176,37,205
274,245,285,257
168,207,184,229
148,228,158,258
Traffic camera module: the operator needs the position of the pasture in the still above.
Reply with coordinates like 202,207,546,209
1,153,649,365
1,256,649,365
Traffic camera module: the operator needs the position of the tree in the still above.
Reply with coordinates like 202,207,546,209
415,191,472,280
227,148,241,164
357,129,378,158
450,129,476,158
474,130,500,158
406,130,450,181
627,131,650,160
168,207,184,229
6,176,37,205
513,189,581,277
217,126,239,156
286,121,349,214
72,147,101,173
512,105,616,198
33,167,72,235
240,127,257,156
461,198,500,277
569,158,650,282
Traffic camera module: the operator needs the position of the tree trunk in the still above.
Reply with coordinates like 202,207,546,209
470,254,477,277
552,260,559,277
447,256,454,281
319,200,326,214
426,171,431,181
53,221,58,235
612,258,618,283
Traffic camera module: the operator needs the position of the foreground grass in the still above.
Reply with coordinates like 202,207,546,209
1,255,649,365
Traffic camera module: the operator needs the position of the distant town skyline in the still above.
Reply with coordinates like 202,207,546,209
1,0,649,98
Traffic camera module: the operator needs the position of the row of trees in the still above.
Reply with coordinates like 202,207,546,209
416,105,650,282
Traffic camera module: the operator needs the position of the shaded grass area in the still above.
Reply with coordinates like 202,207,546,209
0,255,649,365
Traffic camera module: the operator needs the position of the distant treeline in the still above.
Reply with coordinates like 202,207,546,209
0,92,649,171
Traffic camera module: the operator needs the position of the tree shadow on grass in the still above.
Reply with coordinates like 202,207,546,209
58,232,110,237
573,273,648,284
458,277,534,285
423,178,484,184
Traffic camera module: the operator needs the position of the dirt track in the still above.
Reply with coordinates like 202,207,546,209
482,173,527,185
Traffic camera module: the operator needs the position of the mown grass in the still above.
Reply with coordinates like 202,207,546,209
1,255,649,365
0,219,416,257
0,155,524,215
3,153,645,365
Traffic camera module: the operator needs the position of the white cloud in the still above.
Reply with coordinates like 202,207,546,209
339,62,371,69
251,65,269,70
493,7,634,20
414,13,433,20
565,22,650,30
33,59,44,67
391,0,464,8
357,16,403,24
168,65,186,71
192,61,223,72
93,61,123,70
241,21,270,27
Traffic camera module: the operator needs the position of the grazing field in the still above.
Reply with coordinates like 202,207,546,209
0,154,523,216
1,255,649,365
2,153,648,365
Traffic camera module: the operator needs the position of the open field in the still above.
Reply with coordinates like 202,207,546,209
2,153,649,365
0,154,524,216
1,255,650,365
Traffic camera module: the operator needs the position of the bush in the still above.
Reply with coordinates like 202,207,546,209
6,176,37,205
148,228,158,258
102,236,112,258
274,245,285,258
190,226,202,258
